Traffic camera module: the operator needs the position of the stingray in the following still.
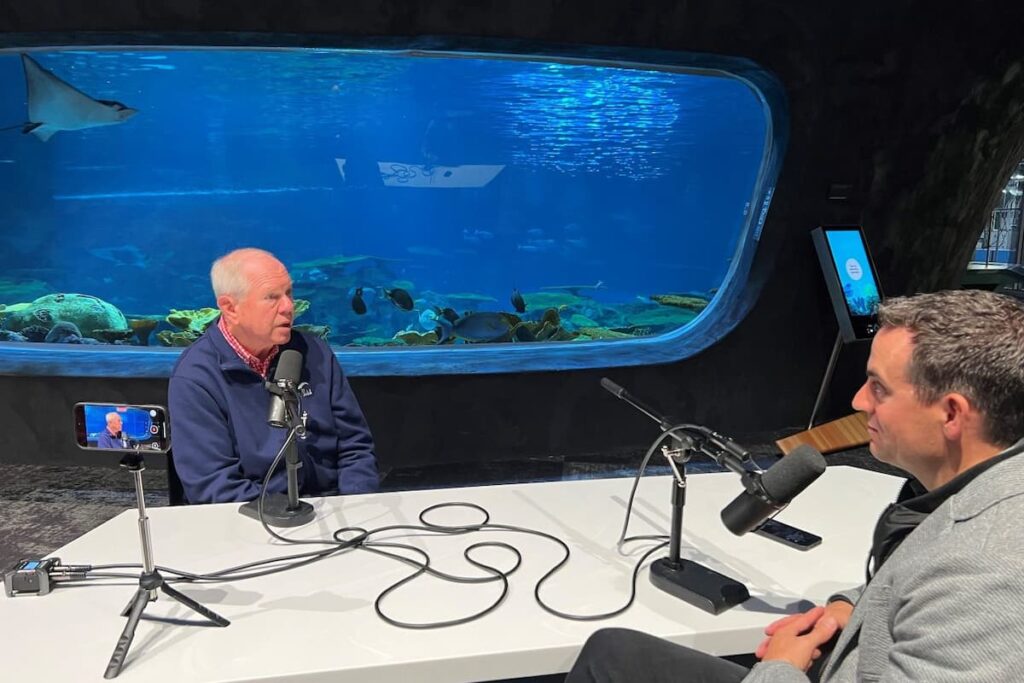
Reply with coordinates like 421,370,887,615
18,53,137,142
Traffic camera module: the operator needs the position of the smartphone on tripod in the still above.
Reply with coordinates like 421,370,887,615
73,402,170,453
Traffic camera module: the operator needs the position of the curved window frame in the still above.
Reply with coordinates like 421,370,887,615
0,36,787,378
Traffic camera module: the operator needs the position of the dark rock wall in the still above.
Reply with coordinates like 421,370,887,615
2,1,1023,469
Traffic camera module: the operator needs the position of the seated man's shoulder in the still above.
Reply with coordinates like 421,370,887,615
953,454,1024,522
169,331,221,381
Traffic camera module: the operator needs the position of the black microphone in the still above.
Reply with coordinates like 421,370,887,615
720,445,826,535
600,377,747,474
267,349,303,428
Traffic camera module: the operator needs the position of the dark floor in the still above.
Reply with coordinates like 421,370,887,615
0,445,902,570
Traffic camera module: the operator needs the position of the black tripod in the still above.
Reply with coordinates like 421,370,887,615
104,452,229,679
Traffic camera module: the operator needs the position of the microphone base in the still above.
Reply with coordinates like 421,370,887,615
649,557,749,615
239,494,315,528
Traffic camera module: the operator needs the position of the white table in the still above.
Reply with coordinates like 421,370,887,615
0,466,903,682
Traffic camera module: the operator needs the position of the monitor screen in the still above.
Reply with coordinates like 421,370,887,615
812,227,883,342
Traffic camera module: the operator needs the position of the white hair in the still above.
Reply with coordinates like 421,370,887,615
105,412,121,425
210,247,278,299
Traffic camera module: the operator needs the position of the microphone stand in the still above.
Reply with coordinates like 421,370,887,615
240,383,315,527
105,449,229,679
648,436,750,615
600,378,749,614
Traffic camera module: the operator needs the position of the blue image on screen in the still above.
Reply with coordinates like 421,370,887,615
83,405,153,443
825,231,881,317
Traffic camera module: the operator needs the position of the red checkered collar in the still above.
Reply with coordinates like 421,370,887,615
218,316,279,378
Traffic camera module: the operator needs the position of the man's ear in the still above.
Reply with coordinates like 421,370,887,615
217,295,236,324
940,392,972,441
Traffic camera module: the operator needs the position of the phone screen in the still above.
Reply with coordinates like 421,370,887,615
73,403,170,452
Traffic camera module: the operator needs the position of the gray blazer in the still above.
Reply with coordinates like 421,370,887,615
745,441,1024,683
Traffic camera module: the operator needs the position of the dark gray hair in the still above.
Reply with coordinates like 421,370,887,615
878,289,1024,446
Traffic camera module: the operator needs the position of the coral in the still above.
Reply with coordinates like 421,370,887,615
568,313,600,329
625,306,698,329
19,325,49,341
394,329,439,345
349,335,403,347
650,294,710,312
166,308,219,333
44,321,82,343
575,327,635,340
93,328,135,343
156,330,200,347
294,324,331,340
3,293,128,337
127,317,161,346
540,307,562,328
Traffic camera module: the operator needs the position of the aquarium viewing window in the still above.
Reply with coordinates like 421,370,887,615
0,40,786,377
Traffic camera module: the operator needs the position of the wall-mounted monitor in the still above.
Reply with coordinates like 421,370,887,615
811,226,883,342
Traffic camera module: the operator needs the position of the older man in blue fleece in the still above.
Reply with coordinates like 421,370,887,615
168,247,379,504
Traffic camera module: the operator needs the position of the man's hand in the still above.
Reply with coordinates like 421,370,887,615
756,606,841,672
755,601,852,659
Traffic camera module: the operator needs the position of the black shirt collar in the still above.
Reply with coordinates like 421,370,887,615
867,439,1024,581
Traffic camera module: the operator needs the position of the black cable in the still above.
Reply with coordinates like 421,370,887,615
57,425,719,627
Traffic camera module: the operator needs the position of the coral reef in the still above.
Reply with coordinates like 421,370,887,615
3,293,129,337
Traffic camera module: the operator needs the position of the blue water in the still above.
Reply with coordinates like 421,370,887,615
0,46,777,374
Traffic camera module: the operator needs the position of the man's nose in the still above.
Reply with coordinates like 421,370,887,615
851,383,870,412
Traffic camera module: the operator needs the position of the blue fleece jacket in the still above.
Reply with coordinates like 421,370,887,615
97,430,122,449
168,322,379,504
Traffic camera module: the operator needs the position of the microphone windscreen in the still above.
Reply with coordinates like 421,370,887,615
600,377,625,396
761,445,827,503
274,349,303,384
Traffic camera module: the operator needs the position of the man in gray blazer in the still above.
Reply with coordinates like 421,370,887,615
566,289,1024,683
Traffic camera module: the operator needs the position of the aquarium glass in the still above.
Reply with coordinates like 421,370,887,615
0,46,784,376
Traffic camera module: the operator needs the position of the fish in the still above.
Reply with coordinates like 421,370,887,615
436,312,514,344
406,246,446,257
88,245,148,268
384,287,414,311
462,228,495,243
20,54,137,142
540,280,606,297
351,287,367,315
510,288,526,313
